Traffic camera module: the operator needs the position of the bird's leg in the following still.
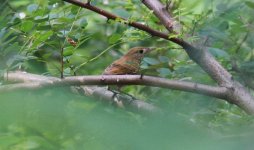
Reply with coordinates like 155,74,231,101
140,73,144,79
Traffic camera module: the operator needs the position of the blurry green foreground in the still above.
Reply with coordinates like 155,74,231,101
0,88,254,150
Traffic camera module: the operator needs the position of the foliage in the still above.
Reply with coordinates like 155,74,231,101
1,89,254,150
1,0,254,149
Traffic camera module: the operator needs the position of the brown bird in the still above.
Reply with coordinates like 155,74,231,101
103,47,152,75
102,47,152,107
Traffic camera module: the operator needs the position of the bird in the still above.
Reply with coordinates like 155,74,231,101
103,47,153,75
102,47,153,107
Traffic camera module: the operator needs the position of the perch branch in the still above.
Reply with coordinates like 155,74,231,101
3,72,227,99
3,71,159,114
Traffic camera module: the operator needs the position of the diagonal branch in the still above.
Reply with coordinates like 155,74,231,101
141,0,232,86
142,0,177,32
62,0,187,46
142,0,254,114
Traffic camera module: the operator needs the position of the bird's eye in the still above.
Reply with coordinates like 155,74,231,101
139,50,144,54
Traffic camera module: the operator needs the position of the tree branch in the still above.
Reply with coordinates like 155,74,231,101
61,0,254,114
62,0,230,86
142,0,254,114
79,85,159,113
3,71,159,114
3,71,227,99
141,0,177,32
141,0,232,86
62,0,186,46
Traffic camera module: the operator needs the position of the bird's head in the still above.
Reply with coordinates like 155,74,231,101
125,47,153,60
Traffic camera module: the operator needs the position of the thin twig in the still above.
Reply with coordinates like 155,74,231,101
74,41,124,72
60,46,64,79
234,32,249,54
62,0,186,46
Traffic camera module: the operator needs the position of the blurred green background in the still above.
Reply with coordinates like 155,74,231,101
1,0,254,149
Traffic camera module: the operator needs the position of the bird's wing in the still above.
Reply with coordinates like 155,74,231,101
103,63,138,75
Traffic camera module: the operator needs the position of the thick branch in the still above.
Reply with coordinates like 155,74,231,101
142,0,232,86
3,72,227,99
141,0,176,31
142,0,254,114
3,71,159,114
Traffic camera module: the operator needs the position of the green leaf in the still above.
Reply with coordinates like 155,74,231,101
34,15,49,23
64,68,71,74
216,3,227,11
157,68,171,77
46,61,61,76
20,21,34,32
27,4,39,13
112,9,130,18
49,13,58,20
240,61,254,74
6,55,26,67
4,42,21,54
207,47,229,59
79,18,88,29
158,56,169,63
37,30,53,41
33,9,46,17
2,36,17,47
7,17,21,26
50,22,66,30
217,21,229,30
64,47,74,56
58,17,73,23
36,23,51,30
71,5,80,14
143,57,160,65
48,0,59,5
108,34,121,44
